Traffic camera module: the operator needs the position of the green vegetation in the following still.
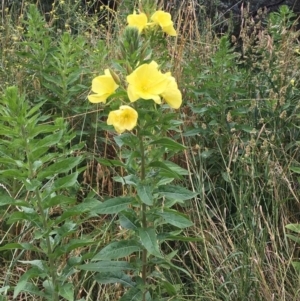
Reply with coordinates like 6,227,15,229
1,1,300,300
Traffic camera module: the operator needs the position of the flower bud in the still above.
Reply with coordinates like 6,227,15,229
125,61,133,75
108,69,121,85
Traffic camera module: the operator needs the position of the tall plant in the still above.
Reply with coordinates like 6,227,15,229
0,86,92,300
79,2,196,300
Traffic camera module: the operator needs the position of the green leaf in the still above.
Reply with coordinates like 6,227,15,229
7,211,40,226
183,128,203,137
0,286,9,295
37,156,82,179
0,169,27,180
92,240,141,261
200,150,214,159
13,267,46,299
151,258,191,278
53,172,78,190
137,182,153,205
0,243,39,252
93,197,134,214
65,239,95,253
156,210,193,228
113,174,138,186
0,157,20,166
43,279,55,298
150,138,185,151
292,261,300,272
96,158,125,167
161,280,177,296
114,133,139,148
59,283,74,301
163,161,189,176
66,70,82,86
148,161,182,179
78,261,134,272
29,124,58,139
0,195,15,206
286,223,300,233
157,185,197,201
286,234,300,244
18,260,48,272
290,166,300,174
65,198,99,215
26,100,47,119
235,124,256,133
42,195,76,210
119,210,139,230
42,72,63,87
53,239,94,258
14,282,46,299
94,271,135,287
158,234,203,242
31,130,63,158
24,178,41,191
138,228,163,258
119,287,152,301
221,171,231,183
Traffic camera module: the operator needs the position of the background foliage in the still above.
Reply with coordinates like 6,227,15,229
1,0,300,300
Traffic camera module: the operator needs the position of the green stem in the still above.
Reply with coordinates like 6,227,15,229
137,128,147,301
22,126,59,301
35,191,59,301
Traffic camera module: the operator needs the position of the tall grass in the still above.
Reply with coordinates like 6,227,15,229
1,0,300,300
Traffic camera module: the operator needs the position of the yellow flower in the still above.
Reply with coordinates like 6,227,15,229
107,105,138,134
88,69,119,103
290,79,295,86
161,72,182,109
127,61,169,104
150,10,177,36
127,11,148,33
294,48,300,55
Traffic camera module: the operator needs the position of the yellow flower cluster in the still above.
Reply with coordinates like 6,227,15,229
88,61,182,134
127,10,177,36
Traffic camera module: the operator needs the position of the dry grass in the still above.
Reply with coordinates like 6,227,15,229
1,1,300,300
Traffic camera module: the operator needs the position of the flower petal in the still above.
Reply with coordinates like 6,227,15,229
162,85,182,108
151,11,173,27
127,84,140,103
88,93,110,103
161,24,177,36
161,74,182,109
89,69,119,103
127,12,148,33
150,10,177,36
107,105,138,134
126,61,169,103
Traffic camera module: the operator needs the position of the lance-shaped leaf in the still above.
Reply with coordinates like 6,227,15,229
58,283,74,301
137,182,153,205
78,261,134,272
92,240,141,261
37,156,82,179
157,185,197,201
156,209,193,228
93,196,134,214
94,271,135,287
119,287,152,301
286,223,300,234
138,228,163,258
150,137,186,151
119,210,139,230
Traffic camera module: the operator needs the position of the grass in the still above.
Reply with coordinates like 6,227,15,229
1,0,300,300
